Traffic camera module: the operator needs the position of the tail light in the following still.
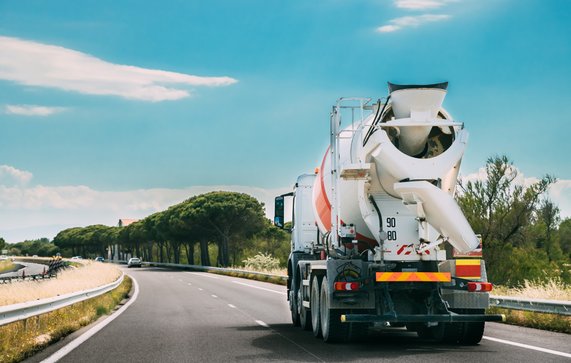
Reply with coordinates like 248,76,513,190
334,282,361,291
467,281,493,292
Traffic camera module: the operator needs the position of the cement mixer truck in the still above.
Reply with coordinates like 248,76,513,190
274,82,504,344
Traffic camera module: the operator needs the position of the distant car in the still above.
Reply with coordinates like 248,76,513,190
127,257,142,268
71,256,82,260
94,256,105,262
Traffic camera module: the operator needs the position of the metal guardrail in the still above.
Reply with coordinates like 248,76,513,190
0,272,125,327
489,295,571,316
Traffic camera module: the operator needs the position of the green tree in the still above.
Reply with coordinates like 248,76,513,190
558,218,571,259
457,155,556,285
0,237,5,252
189,192,266,267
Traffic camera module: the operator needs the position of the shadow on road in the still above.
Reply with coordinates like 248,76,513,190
232,323,494,362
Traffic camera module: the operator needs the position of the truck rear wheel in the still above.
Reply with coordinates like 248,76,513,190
299,282,311,330
431,322,462,344
320,276,349,343
459,309,485,345
311,275,321,338
290,288,300,327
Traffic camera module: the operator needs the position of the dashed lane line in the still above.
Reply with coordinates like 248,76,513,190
231,280,286,295
186,272,219,279
255,320,269,328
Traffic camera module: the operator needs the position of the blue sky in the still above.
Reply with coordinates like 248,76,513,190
1,0,570,242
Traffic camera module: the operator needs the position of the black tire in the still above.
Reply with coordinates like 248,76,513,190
311,275,321,338
320,276,349,343
290,288,300,327
431,322,462,344
416,325,433,340
459,309,485,345
348,320,368,342
299,282,312,330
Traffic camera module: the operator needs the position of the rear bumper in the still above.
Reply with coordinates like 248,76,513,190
341,313,505,323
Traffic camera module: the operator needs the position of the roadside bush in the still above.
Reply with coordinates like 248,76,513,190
243,252,280,271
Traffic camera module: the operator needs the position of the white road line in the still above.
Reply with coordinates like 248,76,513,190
232,280,286,295
178,279,183,282
483,336,571,358
42,275,140,363
255,320,269,328
228,304,236,309
186,272,219,279
198,288,204,291
211,294,218,298
187,283,192,286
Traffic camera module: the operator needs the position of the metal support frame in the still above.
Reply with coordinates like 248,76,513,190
329,98,372,250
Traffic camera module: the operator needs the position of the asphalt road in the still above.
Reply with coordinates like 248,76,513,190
28,267,571,363
0,261,46,277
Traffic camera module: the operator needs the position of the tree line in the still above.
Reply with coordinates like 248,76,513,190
51,191,290,267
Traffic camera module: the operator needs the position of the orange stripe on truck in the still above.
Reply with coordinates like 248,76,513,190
375,272,451,282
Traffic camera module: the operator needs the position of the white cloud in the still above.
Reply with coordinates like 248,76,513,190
0,165,33,185
0,36,237,102
0,180,291,242
377,14,451,33
395,0,456,10
5,104,66,116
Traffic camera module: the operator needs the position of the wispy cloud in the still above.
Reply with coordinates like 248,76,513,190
0,36,238,102
5,104,66,116
0,165,33,185
0,168,291,241
395,0,454,10
377,14,451,33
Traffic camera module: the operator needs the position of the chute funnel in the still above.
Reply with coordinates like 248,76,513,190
387,82,449,156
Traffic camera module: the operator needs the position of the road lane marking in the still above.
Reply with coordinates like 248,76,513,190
231,280,286,295
483,336,571,358
187,283,192,286
198,288,204,291
228,304,236,308
42,274,140,363
178,279,183,282
255,320,269,328
211,294,218,298
186,272,219,279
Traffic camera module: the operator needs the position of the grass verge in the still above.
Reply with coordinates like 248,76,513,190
487,306,571,334
489,278,571,334
0,275,132,363
0,260,15,274
0,261,121,306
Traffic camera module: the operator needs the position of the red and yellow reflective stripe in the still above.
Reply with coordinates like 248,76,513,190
375,272,451,282
455,259,481,279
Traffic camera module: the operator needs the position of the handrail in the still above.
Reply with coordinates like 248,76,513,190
0,272,124,327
